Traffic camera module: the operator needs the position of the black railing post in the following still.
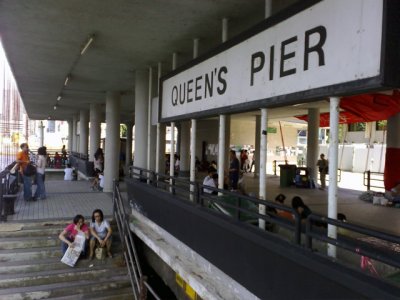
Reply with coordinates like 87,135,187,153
305,217,312,249
293,211,301,245
367,170,371,191
172,178,176,195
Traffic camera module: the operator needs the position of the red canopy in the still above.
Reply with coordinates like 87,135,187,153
296,91,400,127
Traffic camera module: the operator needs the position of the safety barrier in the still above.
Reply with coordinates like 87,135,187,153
112,180,160,300
128,166,400,279
364,170,385,191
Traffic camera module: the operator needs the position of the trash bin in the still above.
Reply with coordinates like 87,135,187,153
279,164,296,187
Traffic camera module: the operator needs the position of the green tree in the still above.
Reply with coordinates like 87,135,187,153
120,124,127,138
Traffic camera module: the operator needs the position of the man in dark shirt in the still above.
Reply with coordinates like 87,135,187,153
229,150,239,190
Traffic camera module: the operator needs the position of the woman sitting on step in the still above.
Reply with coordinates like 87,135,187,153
89,209,113,259
59,214,90,257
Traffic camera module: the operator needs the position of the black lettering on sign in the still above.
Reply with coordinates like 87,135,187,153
217,67,228,95
269,45,274,81
187,79,193,103
205,72,213,99
179,83,186,104
195,76,202,101
304,26,326,71
250,52,265,86
280,36,297,77
172,86,178,106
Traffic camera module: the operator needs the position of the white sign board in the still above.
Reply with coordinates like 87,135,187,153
161,0,383,121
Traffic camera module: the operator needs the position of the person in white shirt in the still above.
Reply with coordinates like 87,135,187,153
98,173,104,191
203,167,217,194
34,146,47,200
64,164,74,181
89,209,113,259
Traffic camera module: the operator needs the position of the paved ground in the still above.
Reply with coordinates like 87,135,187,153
242,171,400,235
6,176,113,222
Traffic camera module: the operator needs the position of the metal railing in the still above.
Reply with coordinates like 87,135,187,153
306,214,400,269
112,180,160,300
364,170,385,191
128,166,400,276
130,166,303,245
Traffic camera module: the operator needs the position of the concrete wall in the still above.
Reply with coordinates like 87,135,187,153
230,118,256,146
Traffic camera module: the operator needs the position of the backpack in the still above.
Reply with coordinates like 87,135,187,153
23,163,37,177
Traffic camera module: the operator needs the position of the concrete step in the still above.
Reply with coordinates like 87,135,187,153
46,287,134,300
0,264,128,289
0,234,121,250
0,222,118,239
0,236,58,250
0,246,61,263
0,255,123,275
0,274,131,299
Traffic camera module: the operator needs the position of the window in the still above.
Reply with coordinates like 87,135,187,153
348,122,365,132
47,120,55,133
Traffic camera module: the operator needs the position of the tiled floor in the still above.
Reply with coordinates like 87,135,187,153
7,180,113,221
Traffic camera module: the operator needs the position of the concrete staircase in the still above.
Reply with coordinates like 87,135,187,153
0,220,134,299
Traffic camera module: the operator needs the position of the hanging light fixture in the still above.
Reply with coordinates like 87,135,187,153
80,34,95,55
53,105,58,110
64,75,70,87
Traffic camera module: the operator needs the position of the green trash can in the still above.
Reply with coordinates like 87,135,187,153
279,164,296,187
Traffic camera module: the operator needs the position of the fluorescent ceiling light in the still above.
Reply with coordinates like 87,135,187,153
57,95,62,101
81,35,95,55
53,105,57,110
64,75,70,86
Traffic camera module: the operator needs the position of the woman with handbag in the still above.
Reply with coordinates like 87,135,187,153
16,143,36,201
89,209,113,260
34,146,47,200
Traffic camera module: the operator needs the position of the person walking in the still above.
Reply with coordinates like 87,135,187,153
34,146,47,200
316,153,328,190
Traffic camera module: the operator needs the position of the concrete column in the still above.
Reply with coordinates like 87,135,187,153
193,38,199,59
172,52,178,70
170,122,175,186
176,124,181,156
79,109,89,155
134,70,149,169
125,122,134,172
156,62,166,175
307,108,320,181
89,103,101,162
179,122,190,177
384,113,400,190
265,0,272,18
224,116,231,170
72,114,78,152
104,92,121,192
147,66,156,171
190,119,197,200
67,120,73,152
328,97,340,258
39,121,44,147
254,115,261,175
218,115,226,192
259,108,268,230
222,18,228,42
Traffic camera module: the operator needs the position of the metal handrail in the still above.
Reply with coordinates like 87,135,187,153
128,166,400,272
129,166,302,244
305,214,400,269
112,180,160,300
363,170,384,191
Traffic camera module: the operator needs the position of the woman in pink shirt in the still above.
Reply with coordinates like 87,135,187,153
58,214,90,257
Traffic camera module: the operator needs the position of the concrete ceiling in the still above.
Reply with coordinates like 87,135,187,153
0,0,275,122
